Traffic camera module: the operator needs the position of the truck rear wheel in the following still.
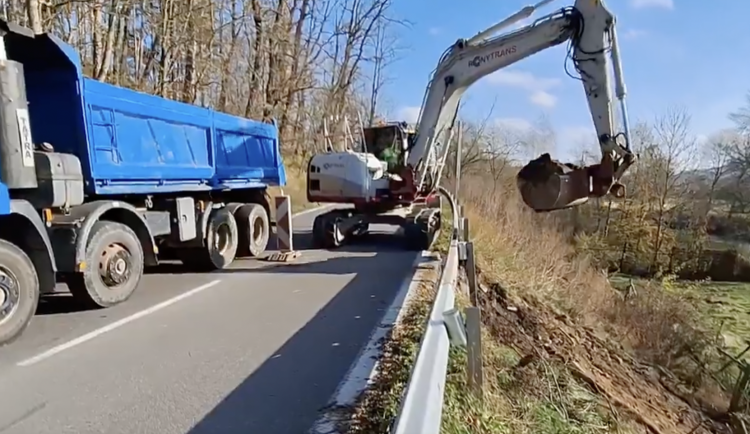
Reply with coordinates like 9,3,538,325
236,203,269,258
0,239,39,346
178,208,238,271
66,221,144,309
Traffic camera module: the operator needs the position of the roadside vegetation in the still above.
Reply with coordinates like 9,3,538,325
437,101,750,433
19,1,750,431
345,256,440,433
13,0,405,214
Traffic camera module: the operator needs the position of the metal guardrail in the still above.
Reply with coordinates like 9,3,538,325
392,188,482,434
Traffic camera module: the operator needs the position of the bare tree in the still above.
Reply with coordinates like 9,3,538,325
14,0,401,162
729,90,750,135
699,130,733,218
365,18,402,125
645,107,697,269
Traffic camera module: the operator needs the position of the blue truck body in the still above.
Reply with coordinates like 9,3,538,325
0,20,292,346
0,183,9,214
6,31,286,197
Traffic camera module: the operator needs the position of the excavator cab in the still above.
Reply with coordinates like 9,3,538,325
360,122,412,172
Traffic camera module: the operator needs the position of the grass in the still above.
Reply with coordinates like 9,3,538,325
268,163,318,215
432,199,626,434
345,257,441,433
684,281,750,356
440,270,630,434
278,159,738,431
343,201,456,432
612,275,750,362
434,172,730,433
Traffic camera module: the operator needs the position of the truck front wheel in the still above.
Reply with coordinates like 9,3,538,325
66,221,144,309
0,239,39,346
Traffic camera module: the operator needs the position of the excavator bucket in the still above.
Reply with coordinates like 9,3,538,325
516,155,589,212
516,153,627,212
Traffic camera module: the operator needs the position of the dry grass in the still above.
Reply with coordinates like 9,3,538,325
268,155,317,214
460,173,716,371
344,257,442,433
341,204,454,432
442,276,634,434
439,172,734,434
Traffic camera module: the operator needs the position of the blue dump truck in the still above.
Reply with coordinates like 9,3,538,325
0,21,286,345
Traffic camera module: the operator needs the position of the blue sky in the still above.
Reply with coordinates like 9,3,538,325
381,0,750,160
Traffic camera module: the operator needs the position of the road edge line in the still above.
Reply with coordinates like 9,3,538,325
308,250,436,434
17,279,222,367
292,204,333,219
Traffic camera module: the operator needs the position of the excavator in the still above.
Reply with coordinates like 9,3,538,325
306,0,637,250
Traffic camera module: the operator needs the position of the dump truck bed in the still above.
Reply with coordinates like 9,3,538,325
4,30,286,195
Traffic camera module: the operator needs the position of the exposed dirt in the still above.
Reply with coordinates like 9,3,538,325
476,269,733,434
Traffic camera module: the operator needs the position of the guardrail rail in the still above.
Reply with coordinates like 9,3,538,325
391,188,483,434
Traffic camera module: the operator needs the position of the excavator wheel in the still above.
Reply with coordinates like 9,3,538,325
403,210,440,251
312,212,345,249
403,221,429,251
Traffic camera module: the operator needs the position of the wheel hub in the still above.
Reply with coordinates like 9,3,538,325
215,223,231,254
0,268,19,322
252,217,264,243
99,244,132,287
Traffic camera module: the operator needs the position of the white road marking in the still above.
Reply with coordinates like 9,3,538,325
293,204,334,219
15,204,330,367
14,204,327,368
17,279,222,367
309,251,433,434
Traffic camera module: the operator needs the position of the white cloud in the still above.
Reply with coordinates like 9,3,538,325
530,90,557,108
695,134,709,146
622,28,648,40
560,126,596,146
428,27,441,36
396,106,421,124
493,117,533,131
488,70,560,90
630,0,673,10
488,70,561,108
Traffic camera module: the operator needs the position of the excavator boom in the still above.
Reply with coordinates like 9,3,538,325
303,0,637,251
407,0,636,211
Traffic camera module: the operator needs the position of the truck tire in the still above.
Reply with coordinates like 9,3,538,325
178,208,238,271
236,203,269,258
0,239,39,346
66,221,144,309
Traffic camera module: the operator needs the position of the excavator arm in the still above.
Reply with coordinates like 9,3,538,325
407,0,636,212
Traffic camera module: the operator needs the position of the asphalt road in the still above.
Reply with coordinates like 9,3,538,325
0,206,421,434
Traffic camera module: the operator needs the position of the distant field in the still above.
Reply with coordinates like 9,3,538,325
677,280,750,357
707,235,750,257
611,275,750,360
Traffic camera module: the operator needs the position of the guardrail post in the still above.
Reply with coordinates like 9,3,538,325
465,306,483,399
465,241,478,306
456,205,464,241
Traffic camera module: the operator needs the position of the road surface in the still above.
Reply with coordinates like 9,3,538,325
0,207,421,434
